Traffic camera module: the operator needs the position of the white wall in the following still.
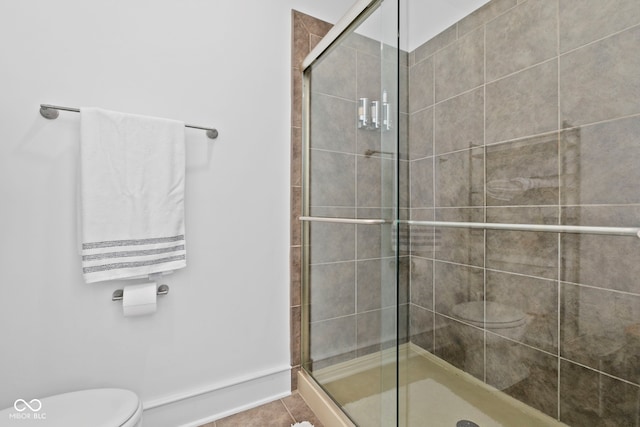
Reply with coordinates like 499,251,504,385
0,0,349,424
405,0,491,51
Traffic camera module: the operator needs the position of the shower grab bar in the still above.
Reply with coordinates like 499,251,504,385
299,216,388,225
400,220,640,238
39,104,219,139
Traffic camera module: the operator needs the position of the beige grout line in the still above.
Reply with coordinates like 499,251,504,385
280,397,298,424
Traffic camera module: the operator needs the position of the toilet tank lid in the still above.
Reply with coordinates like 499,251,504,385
0,388,140,427
453,301,525,324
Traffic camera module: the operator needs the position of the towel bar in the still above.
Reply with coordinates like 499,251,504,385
299,216,388,225
39,104,219,139
299,216,640,238
401,220,640,238
112,284,170,301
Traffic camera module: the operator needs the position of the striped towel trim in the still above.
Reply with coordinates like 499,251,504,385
82,235,186,281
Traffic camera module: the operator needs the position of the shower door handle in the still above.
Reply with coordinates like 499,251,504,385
299,216,388,225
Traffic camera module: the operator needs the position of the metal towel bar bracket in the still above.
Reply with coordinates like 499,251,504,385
39,104,219,139
112,284,170,302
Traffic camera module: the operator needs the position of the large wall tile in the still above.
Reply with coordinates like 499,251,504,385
434,88,484,155
311,44,356,100
434,315,485,381
485,0,558,81
458,0,518,37
560,359,640,426
434,27,484,102
560,0,640,53
409,208,435,259
434,261,484,319
309,315,356,368
414,24,457,62
383,56,406,113
398,257,411,306
356,126,381,160
310,93,356,153
297,11,333,46
309,149,355,207
291,186,302,246
409,57,434,113
409,227,437,259
357,51,382,101
486,133,559,206
409,157,434,208
435,148,484,207
357,208,395,259
398,303,410,344
399,112,410,160
410,256,434,309
561,206,640,294
398,159,410,209
292,12,311,69
291,306,301,367
486,338,558,418
309,261,355,322
561,116,640,205
409,107,433,160
309,219,355,264
560,26,640,127
561,282,640,384
357,307,398,356
410,304,434,352
343,32,380,58
291,246,301,306
292,67,303,128
357,258,396,312
357,156,395,208
291,127,302,187
434,208,485,267
487,207,559,279
486,60,558,143
399,64,410,115
486,270,558,352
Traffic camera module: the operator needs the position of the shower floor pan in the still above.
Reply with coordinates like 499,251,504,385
308,344,567,427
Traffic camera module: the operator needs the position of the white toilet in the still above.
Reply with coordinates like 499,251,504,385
451,301,530,390
0,388,142,426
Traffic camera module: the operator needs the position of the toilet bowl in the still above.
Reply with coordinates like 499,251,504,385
451,301,530,390
0,388,143,426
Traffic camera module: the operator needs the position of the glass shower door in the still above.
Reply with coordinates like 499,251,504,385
301,0,401,425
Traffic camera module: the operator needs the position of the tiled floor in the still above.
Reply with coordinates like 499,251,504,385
198,391,323,427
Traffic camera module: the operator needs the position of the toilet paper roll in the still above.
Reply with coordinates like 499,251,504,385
122,282,157,317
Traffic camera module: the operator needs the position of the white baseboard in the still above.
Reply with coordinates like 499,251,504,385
141,365,291,427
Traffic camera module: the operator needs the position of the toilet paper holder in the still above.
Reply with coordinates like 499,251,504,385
112,284,170,301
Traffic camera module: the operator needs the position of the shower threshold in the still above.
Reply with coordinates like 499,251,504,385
300,344,567,427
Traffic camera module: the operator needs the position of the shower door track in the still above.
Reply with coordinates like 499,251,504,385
300,216,640,237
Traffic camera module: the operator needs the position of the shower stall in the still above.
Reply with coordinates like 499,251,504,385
299,0,640,425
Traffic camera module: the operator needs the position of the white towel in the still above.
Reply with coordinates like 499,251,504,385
79,107,186,283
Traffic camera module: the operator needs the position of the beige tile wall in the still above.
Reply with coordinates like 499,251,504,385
407,0,640,424
290,10,332,390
